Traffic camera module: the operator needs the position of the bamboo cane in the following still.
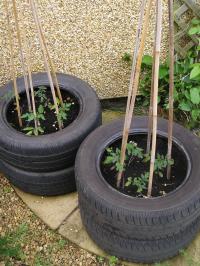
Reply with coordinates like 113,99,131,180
21,28,38,135
146,43,156,154
30,0,62,130
167,0,174,179
34,0,63,105
5,0,22,128
117,0,153,188
12,0,32,112
147,0,162,198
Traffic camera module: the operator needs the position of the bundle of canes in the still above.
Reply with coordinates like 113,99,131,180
5,0,65,132
118,0,174,197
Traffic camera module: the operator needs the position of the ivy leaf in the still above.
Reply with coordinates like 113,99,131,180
190,65,200,80
191,18,200,25
190,87,200,104
189,26,199,35
159,67,168,79
178,101,191,111
192,109,200,120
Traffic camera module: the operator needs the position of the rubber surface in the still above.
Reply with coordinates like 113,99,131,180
0,72,102,171
80,203,200,263
0,159,76,196
75,117,200,243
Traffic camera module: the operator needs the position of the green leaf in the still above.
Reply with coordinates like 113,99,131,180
190,65,200,80
23,127,34,131
38,105,44,114
103,156,114,165
125,177,133,187
178,101,191,111
142,55,153,66
190,87,200,104
191,18,200,25
189,26,199,35
159,67,168,79
192,109,200,120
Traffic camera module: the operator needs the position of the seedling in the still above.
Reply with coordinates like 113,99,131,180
104,141,174,194
109,256,119,266
125,172,149,193
35,86,47,104
21,86,73,135
57,102,72,124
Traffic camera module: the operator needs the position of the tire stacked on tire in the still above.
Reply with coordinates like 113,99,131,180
0,72,102,196
75,117,200,263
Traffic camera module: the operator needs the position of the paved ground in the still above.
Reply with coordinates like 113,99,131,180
10,108,200,266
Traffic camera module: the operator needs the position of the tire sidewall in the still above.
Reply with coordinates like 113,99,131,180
76,116,200,215
0,72,101,156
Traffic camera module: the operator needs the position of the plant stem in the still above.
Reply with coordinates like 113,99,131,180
34,0,63,106
5,0,22,128
167,0,174,180
12,0,32,112
147,0,162,198
30,0,62,130
117,0,152,188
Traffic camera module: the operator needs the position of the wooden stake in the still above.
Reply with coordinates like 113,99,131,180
167,0,174,179
119,0,146,184
147,0,162,198
21,28,38,135
34,0,63,105
30,0,62,130
117,0,153,188
12,0,32,112
146,44,156,154
5,0,22,127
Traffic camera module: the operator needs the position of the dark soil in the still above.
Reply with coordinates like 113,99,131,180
100,134,188,198
7,87,80,135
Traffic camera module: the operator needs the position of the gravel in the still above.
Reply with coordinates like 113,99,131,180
0,174,116,266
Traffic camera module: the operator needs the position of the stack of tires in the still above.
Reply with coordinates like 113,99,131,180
75,117,200,263
0,73,101,196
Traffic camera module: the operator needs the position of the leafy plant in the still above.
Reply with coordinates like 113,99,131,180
133,19,200,129
125,172,149,193
21,85,73,135
97,255,105,263
22,104,45,136
35,86,47,104
122,52,132,63
109,256,119,266
57,102,72,124
154,154,174,178
104,147,123,172
104,141,174,194
0,223,28,261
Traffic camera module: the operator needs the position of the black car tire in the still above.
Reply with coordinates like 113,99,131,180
75,117,200,242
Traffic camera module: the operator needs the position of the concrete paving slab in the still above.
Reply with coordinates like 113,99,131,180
14,187,78,230
59,208,107,257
